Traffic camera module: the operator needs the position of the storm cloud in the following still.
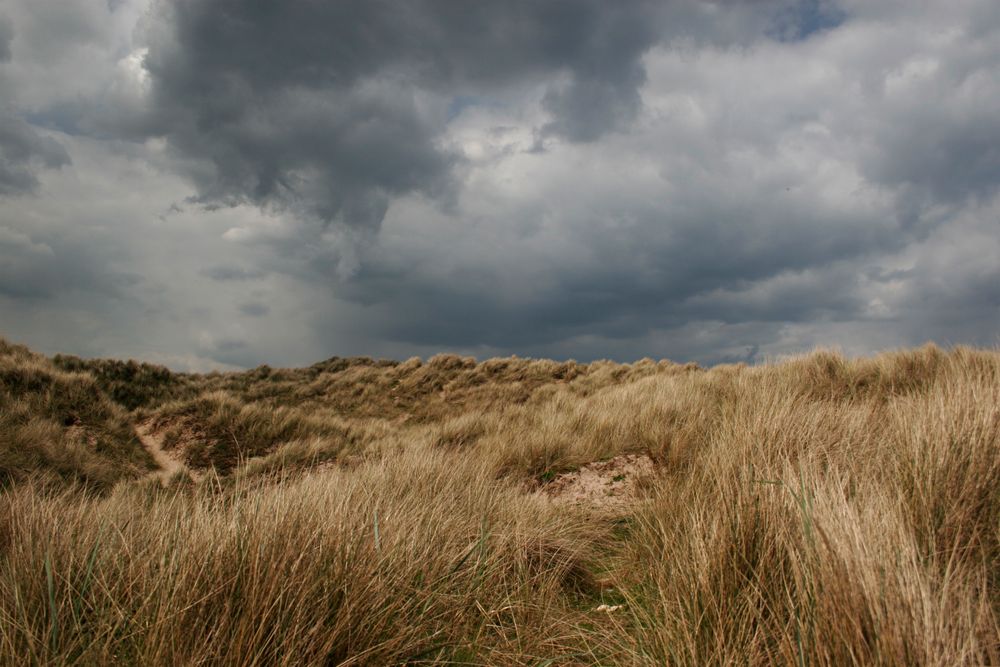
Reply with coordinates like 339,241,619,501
0,111,70,195
134,0,679,230
0,0,998,368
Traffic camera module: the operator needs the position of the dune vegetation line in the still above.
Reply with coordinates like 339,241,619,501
1,337,998,665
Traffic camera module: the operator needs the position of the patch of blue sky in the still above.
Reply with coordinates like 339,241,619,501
768,0,847,42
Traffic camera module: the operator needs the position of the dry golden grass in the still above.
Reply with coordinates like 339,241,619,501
1,340,999,664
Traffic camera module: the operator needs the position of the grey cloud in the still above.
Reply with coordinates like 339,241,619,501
199,337,257,367
0,111,70,196
4,0,1000,370
213,338,247,352
130,0,843,254
0,225,55,297
329,174,903,351
0,224,132,299
195,336,253,367
876,216,1000,348
867,110,1000,209
542,73,645,143
290,0,998,362
201,266,266,282
856,8,1000,212
145,0,667,101
134,0,681,231
101,0,851,221
4,0,109,66
0,14,12,62
680,265,868,325
238,302,269,318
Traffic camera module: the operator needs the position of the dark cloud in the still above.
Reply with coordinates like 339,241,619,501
133,0,830,263
136,0,677,230
867,110,1000,208
326,167,904,352
0,111,70,196
144,0,670,101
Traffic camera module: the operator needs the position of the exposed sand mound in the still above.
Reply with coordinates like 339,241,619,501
540,454,655,512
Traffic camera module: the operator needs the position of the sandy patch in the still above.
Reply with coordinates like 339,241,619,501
539,454,655,512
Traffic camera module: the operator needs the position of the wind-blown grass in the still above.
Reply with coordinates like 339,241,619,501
1,339,998,664
0,340,152,490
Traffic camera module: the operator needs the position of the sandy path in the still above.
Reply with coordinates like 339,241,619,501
136,422,195,485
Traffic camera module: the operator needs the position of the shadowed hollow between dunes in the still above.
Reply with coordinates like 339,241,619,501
1,338,999,664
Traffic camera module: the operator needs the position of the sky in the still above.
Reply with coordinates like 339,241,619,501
0,0,998,370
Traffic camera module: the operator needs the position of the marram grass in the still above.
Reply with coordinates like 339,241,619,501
1,339,998,664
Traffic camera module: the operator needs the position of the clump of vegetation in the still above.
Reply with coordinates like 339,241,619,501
52,354,195,411
1,337,999,664
0,340,152,490
150,391,375,472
